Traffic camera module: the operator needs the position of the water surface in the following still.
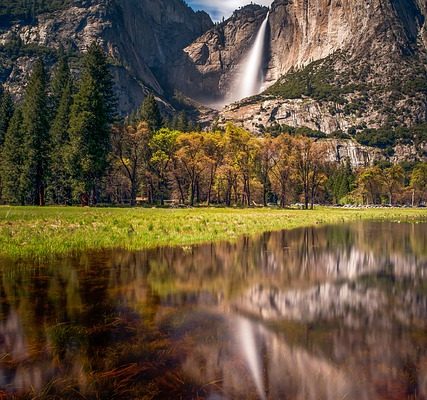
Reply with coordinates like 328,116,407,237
0,222,426,399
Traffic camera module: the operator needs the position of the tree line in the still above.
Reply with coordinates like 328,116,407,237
0,45,426,209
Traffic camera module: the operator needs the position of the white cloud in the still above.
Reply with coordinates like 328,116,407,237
189,0,273,21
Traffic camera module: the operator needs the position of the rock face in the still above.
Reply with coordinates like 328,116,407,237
0,0,426,147
169,4,269,103
176,0,427,135
0,0,213,113
265,0,426,83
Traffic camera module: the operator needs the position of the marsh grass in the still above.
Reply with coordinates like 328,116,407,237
1,206,426,260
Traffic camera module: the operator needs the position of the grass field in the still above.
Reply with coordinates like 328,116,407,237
1,206,426,259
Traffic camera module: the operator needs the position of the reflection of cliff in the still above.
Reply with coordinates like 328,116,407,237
237,281,427,328
112,222,427,302
0,221,426,398
178,314,369,400
176,311,427,400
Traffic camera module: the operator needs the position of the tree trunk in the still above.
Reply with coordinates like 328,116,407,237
130,182,137,207
263,177,267,206
190,180,195,206
196,178,200,204
175,175,185,204
280,191,286,208
39,184,45,206
207,168,215,206
80,192,89,207
90,186,97,206
247,179,251,207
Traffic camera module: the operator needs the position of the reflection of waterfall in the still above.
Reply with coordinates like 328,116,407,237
238,317,266,400
228,12,269,103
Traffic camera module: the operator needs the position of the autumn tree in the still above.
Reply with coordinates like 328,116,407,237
202,132,224,205
224,124,258,206
292,137,327,209
383,164,404,205
176,132,208,206
149,128,179,204
112,122,152,205
269,134,294,208
257,135,275,206
410,163,427,205
356,166,384,204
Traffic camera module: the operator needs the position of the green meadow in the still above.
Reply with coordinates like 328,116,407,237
1,206,426,260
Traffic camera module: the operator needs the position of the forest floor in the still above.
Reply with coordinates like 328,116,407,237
1,206,426,259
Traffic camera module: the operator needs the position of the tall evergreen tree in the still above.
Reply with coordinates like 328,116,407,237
140,93,161,132
49,81,73,204
21,58,50,206
1,107,25,204
174,110,189,132
50,47,71,112
68,42,115,205
0,90,14,147
47,53,73,204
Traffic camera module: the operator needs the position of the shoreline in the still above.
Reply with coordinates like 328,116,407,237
1,206,427,260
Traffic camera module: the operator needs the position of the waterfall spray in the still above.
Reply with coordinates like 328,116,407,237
230,11,270,103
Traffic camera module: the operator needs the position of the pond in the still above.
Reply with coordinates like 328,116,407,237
0,221,426,399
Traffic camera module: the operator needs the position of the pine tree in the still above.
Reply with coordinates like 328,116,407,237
68,42,116,205
49,82,73,204
0,90,14,147
47,53,73,204
1,107,25,204
175,110,188,132
50,47,71,112
140,93,162,132
20,58,50,206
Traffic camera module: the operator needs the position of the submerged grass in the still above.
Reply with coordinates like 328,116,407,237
0,206,426,260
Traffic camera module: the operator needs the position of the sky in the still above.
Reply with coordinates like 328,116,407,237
188,0,273,21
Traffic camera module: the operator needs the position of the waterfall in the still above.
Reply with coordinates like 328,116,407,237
230,11,270,103
237,317,266,400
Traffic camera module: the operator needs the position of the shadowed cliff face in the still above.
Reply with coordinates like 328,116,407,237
0,0,213,113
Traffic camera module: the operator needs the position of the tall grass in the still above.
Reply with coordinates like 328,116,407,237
0,206,426,260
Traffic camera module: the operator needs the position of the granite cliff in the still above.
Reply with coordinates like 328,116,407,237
0,0,426,165
204,0,427,135
0,0,212,112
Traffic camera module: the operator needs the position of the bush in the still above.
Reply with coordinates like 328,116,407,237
354,124,427,152
0,0,72,25
265,57,362,103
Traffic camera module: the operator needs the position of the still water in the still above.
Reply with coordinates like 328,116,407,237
0,222,426,399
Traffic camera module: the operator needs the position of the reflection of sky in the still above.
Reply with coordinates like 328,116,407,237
188,0,273,21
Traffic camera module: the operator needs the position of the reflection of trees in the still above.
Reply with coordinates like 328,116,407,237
0,221,425,398
0,254,142,397
122,222,426,300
